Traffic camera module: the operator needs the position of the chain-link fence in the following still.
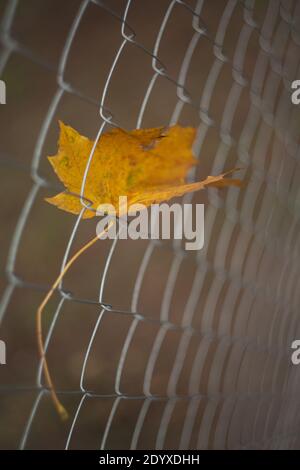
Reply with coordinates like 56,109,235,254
0,0,300,450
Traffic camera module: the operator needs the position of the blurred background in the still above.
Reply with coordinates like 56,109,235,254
0,0,300,450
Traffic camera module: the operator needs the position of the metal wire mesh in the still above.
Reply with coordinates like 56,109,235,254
0,0,300,450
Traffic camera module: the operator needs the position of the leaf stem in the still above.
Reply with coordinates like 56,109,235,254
36,220,114,420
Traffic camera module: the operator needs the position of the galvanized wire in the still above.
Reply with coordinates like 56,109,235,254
0,0,300,450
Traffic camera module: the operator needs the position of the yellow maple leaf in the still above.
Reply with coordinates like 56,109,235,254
40,122,242,421
46,122,241,217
